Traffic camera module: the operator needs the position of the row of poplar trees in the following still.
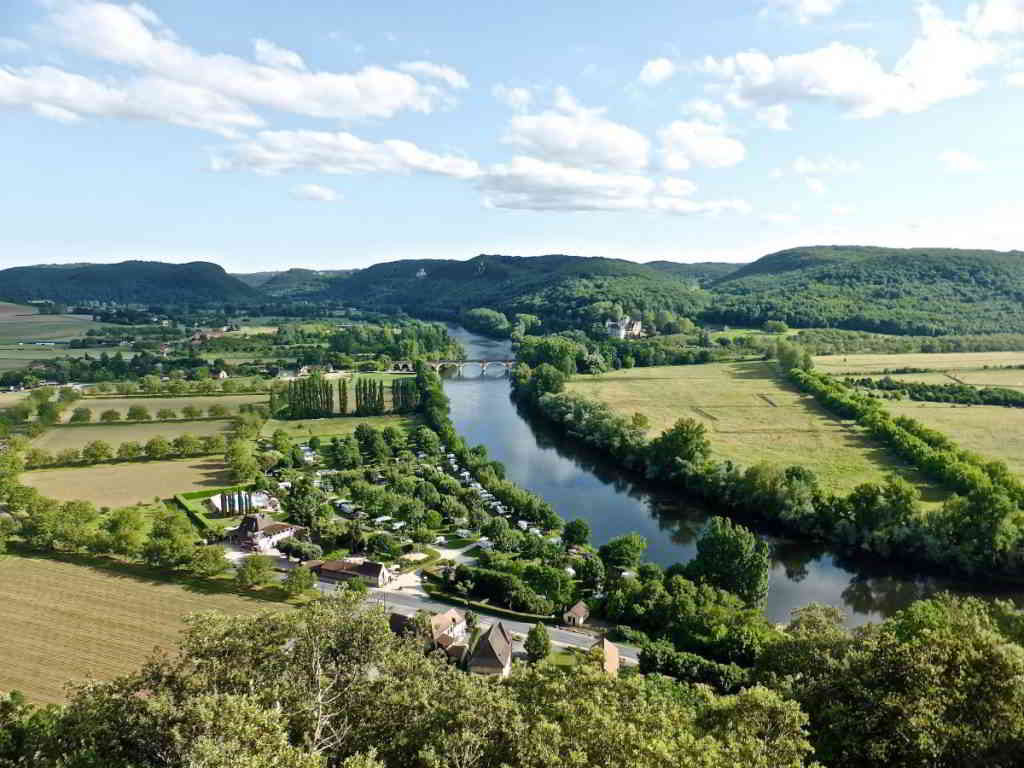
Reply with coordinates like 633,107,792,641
272,374,422,419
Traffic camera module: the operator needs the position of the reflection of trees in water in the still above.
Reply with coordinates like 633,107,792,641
769,538,829,583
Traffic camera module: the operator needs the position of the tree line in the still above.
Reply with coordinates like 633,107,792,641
846,375,1024,407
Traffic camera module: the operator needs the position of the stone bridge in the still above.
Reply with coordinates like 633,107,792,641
392,359,516,376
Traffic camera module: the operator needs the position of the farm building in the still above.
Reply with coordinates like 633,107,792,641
229,514,304,552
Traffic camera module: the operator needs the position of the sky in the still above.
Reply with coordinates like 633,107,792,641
2,0,1024,272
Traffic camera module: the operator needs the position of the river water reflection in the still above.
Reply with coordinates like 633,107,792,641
441,326,1021,626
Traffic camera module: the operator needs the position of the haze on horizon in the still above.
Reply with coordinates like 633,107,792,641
3,0,1024,272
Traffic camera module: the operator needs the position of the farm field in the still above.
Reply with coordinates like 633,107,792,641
0,344,134,372
0,302,109,344
0,554,284,703
21,457,234,507
885,401,1024,475
566,362,948,499
260,414,421,441
31,420,232,453
814,351,1024,375
68,394,266,421
0,391,28,408
952,369,1024,388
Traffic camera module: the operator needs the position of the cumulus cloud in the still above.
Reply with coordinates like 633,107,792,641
658,120,745,170
684,99,726,122
638,57,676,86
502,87,650,171
762,0,844,25
940,149,985,173
35,1,461,122
652,196,752,215
793,155,860,174
210,129,481,179
0,38,29,54
755,104,791,130
398,60,469,89
292,183,339,201
660,177,699,197
492,83,532,111
702,2,1006,120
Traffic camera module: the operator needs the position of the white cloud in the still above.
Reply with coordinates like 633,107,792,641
968,0,1024,37
252,38,305,70
793,155,860,175
652,196,752,215
502,87,650,171
0,38,29,54
492,84,532,111
762,0,844,25
831,204,855,215
41,1,460,121
658,120,745,170
479,156,653,211
762,212,800,224
940,149,985,173
292,183,339,201
660,177,698,197
210,129,481,179
755,104,791,130
398,60,469,89
638,57,676,86
806,178,827,194
0,65,263,136
703,2,1004,120
684,99,726,122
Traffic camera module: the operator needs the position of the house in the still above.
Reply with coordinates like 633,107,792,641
430,608,468,654
468,621,513,678
229,514,304,552
311,558,393,588
592,638,620,676
604,315,643,340
215,370,229,380
563,600,589,627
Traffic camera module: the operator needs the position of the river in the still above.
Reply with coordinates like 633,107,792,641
440,325,1020,626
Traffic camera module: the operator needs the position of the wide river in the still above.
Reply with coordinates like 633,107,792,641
441,326,1021,626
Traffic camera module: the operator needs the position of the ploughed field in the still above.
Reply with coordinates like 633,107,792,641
20,457,234,507
0,555,280,703
30,420,232,453
565,362,947,499
67,394,266,422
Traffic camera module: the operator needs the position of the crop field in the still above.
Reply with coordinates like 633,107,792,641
814,351,1024,375
69,394,266,421
0,391,28,408
0,303,108,344
566,363,948,499
21,457,235,507
260,414,421,441
0,554,283,703
31,420,232,453
951,369,1024,388
885,401,1024,474
0,344,132,372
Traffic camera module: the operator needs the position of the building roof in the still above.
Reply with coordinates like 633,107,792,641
471,622,513,669
389,612,413,635
429,608,465,641
565,600,590,619
316,559,389,579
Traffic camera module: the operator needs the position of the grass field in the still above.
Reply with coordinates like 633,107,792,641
260,414,421,441
31,420,232,453
0,391,28,408
0,554,287,703
68,394,266,422
0,345,133,372
21,457,234,507
0,303,108,344
815,351,1024,375
953,369,1024,388
566,362,948,499
885,401,1024,474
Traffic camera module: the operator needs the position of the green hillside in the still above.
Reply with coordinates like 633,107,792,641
0,261,259,305
318,254,710,329
645,260,743,285
705,246,1024,335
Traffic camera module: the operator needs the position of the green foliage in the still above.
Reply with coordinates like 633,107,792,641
686,517,772,608
235,555,275,589
524,622,551,663
282,565,317,596
190,545,231,578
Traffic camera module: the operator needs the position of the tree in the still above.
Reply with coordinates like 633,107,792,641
525,622,551,663
96,505,148,557
687,517,772,608
236,555,274,589
81,440,113,464
173,434,202,457
69,406,92,423
126,405,152,421
209,404,230,418
117,441,143,460
598,533,648,571
157,408,178,420
145,436,172,460
562,518,590,548
763,320,790,334
282,566,317,597
99,409,121,422
182,404,202,419
190,545,231,578
647,417,711,478
142,508,194,568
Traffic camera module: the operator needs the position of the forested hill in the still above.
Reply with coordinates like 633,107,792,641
645,260,743,285
0,261,259,305
704,245,1024,335
317,253,711,330
233,268,355,294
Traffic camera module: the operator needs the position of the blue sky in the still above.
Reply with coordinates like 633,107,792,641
2,0,1024,271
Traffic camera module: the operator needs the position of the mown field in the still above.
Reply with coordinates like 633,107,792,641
31,420,232,453
68,394,266,422
566,362,947,499
21,457,234,507
260,414,421,441
885,401,1024,475
0,391,28,408
0,554,284,703
0,302,108,344
815,351,1024,375
0,345,133,372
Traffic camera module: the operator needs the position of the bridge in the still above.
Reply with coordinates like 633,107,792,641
392,359,516,376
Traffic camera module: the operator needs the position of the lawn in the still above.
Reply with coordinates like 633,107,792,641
31,420,232,453
885,401,1024,475
566,362,948,500
68,394,266,422
0,303,109,344
21,457,235,507
260,414,421,441
814,351,1024,375
0,554,287,703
